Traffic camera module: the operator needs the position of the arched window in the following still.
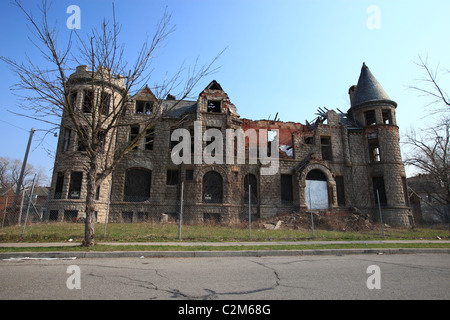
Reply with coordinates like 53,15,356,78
202,171,223,203
124,168,152,202
244,173,258,204
305,169,328,210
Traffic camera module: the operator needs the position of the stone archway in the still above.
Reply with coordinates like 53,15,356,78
298,163,337,210
305,170,328,210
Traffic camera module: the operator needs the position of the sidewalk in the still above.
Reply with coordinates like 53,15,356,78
1,239,450,247
1,240,449,259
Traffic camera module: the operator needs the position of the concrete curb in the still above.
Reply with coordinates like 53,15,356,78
1,248,449,260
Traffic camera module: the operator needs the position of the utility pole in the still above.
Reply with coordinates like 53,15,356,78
10,128,35,225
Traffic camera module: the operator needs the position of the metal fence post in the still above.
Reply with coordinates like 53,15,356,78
309,188,315,239
21,174,36,237
103,179,112,238
248,184,251,241
376,189,385,238
178,181,184,241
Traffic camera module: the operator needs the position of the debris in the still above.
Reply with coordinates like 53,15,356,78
3,257,77,261
436,236,442,240
260,210,375,232
263,220,283,230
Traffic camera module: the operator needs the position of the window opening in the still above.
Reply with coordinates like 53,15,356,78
382,110,392,124
167,170,179,185
100,92,110,115
368,138,381,162
136,100,153,114
372,177,387,206
281,174,293,204
130,126,140,150
185,170,194,181
202,171,223,203
335,175,345,206
124,168,152,202
321,136,332,161
68,172,82,199
54,172,64,199
207,100,221,113
145,129,154,150
62,128,71,152
76,127,88,152
364,110,376,126
69,91,77,109
244,173,258,204
82,90,93,113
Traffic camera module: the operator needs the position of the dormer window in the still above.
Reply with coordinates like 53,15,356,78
207,100,221,113
136,100,153,114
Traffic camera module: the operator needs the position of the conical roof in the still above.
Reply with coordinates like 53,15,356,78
352,63,396,109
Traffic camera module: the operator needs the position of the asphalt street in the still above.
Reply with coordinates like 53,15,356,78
1,253,449,300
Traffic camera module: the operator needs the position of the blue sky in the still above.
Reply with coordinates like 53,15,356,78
1,0,450,182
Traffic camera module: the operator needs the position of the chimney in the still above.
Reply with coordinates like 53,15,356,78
348,85,357,106
76,65,89,73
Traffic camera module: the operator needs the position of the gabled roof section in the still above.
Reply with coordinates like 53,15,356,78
206,80,223,91
132,85,157,100
352,63,397,109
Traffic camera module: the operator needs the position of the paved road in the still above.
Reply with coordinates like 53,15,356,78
1,254,449,300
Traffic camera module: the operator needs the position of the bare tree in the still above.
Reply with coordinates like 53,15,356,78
403,119,450,224
410,55,450,116
1,0,223,246
0,157,48,190
405,55,450,227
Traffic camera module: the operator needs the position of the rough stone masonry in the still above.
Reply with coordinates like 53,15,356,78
47,63,413,227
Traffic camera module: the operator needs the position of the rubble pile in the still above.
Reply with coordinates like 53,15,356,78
261,208,375,232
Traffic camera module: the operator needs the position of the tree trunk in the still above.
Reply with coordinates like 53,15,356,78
82,157,98,247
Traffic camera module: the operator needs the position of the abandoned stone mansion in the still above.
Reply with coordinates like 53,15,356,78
47,63,413,227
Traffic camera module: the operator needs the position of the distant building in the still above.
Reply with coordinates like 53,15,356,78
408,174,449,224
47,63,413,226
1,186,49,224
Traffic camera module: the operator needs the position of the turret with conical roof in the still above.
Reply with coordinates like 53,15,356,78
349,63,397,127
348,63,412,227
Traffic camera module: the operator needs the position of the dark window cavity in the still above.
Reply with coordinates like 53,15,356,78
281,174,294,204
244,173,258,204
145,129,154,150
372,176,387,206
364,110,376,126
207,100,221,113
382,109,392,124
100,92,110,115
368,138,381,162
321,136,332,161
167,170,179,185
54,172,64,199
62,128,71,152
335,175,345,206
68,172,82,199
130,126,140,150
123,168,152,202
202,171,223,203
136,100,153,114
82,90,93,113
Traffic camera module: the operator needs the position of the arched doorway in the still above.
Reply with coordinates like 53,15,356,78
305,169,328,210
202,171,223,203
